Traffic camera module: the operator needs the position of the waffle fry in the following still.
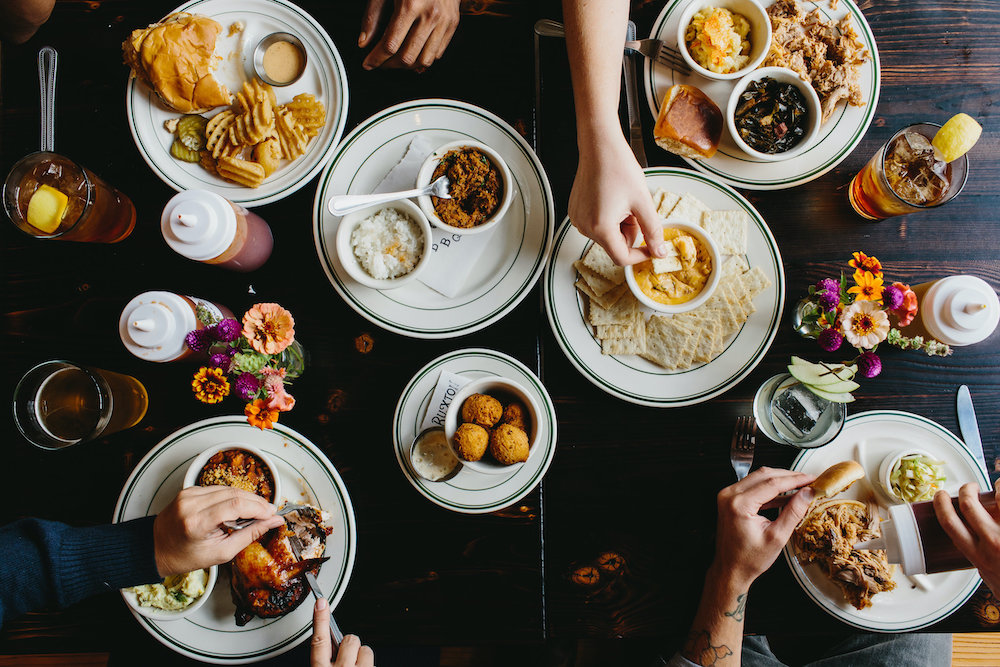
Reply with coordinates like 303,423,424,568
206,110,236,155
198,150,218,175
217,155,265,188
275,108,308,160
278,94,325,138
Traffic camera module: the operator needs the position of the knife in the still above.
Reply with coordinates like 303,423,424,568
957,384,990,482
623,21,648,167
289,534,343,647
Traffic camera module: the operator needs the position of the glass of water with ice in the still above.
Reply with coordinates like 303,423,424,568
753,373,846,448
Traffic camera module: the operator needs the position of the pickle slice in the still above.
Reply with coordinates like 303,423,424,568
177,115,209,151
170,137,201,163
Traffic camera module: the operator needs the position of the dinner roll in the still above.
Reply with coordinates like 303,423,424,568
653,84,723,159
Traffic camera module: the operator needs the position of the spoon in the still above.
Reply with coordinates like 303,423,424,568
38,46,57,152
327,175,450,217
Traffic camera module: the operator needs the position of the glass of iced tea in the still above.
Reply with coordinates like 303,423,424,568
3,151,136,242
13,360,148,450
849,123,970,220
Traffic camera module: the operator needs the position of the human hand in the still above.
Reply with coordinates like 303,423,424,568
711,467,816,590
568,131,666,266
934,482,1000,596
311,598,375,667
152,486,284,576
359,0,460,70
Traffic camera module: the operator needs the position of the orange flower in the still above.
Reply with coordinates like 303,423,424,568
245,398,279,430
848,271,884,301
242,303,295,355
192,367,230,404
849,251,882,278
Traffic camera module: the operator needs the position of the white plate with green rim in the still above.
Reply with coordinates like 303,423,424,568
645,0,880,190
783,410,988,632
544,167,783,408
392,348,557,513
126,0,348,207
313,99,555,339
114,417,357,664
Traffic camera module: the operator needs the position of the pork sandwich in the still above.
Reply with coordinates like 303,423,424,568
123,13,232,113
792,461,896,610
653,84,723,159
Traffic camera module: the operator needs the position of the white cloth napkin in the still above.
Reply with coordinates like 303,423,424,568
373,136,498,298
421,370,471,430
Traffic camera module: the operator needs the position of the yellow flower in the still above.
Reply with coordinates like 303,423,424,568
245,398,279,430
849,251,882,278
192,367,230,404
848,271,884,301
242,303,295,355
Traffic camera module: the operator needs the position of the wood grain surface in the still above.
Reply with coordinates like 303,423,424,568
1,0,998,663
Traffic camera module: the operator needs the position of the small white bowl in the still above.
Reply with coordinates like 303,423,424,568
335,198,433,290
415,140,513,236
444,376,542,476
624,221,722,314
676,0,771,81
121,565,218,621
183,442,283,505
727,67,822,162
878,448,940,504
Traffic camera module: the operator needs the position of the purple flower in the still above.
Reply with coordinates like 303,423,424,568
818,290,841,311
882,284,904,311
818,327,844,352
185,328,211,352
858,351,882,378
226,346,239,357
210,352,232,372
213,318,242,342
816,278,840,294
234,372,262,401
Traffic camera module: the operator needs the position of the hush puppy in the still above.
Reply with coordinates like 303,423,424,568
500,401,530,432
489,423,530,465
453,423,489,461
461,393,502,428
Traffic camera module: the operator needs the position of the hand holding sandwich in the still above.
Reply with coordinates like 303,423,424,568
934,481,1000,597
680,468,814,666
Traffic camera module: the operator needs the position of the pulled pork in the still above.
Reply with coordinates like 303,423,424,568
764,0,870,123
794,500,896,609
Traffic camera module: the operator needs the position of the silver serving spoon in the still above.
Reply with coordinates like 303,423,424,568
327,174,450,217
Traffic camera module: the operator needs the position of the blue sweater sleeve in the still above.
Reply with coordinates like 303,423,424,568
0,516,160,627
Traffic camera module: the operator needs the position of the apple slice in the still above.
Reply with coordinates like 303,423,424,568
804,383,856,404
812,377,860,393
787,362,851,387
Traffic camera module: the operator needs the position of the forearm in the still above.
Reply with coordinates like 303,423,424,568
562,0,629,145
0,517,160,627
680,565,749,667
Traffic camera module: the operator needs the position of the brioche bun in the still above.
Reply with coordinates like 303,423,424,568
809,460,865,500
123,13,232,113
653,85,723,159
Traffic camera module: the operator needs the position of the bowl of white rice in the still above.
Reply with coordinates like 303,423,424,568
335,198,432,289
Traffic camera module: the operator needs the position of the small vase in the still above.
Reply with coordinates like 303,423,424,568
791,297,823,339
278,340,307,380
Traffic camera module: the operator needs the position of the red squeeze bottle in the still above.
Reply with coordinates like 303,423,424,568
858,492,998,575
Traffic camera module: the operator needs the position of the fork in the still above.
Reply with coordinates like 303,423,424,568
625,38,692,75
222,502,311,531
730,416,756,481
289,534,343,647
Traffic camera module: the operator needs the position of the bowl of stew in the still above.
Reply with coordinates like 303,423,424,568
415,140,513,236
183,442,282,504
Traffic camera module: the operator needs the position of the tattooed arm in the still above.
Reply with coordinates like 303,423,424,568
679,468,817,666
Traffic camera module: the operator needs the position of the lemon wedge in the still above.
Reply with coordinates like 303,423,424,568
932,113,982,163
26,184,69,233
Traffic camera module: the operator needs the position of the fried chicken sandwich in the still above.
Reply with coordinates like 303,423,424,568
792,461,896,609
123,13,232,113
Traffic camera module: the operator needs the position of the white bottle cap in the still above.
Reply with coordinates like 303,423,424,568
119,291,198,362
922,275,1000,346
161,190,237,261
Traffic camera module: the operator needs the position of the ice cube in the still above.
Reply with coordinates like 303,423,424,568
886,133,950,205
772,383,830,438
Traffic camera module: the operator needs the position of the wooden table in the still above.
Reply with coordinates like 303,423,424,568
1,0,998,664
